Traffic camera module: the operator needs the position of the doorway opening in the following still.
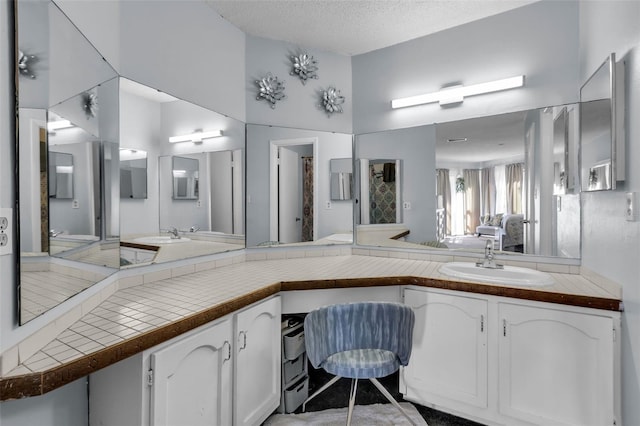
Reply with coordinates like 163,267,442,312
269,138,318,243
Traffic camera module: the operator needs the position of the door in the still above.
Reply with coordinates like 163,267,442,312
401,289,488,409
234,296,282,426
150,319,233,426
278,146,302,243
499,303,615,426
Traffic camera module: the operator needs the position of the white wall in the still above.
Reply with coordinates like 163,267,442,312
578,2,640,425
245,35,353,134
0,378,88,426
246,125,353,246
356,125,436,243
118,1,246,121
352,1,580,134
1,0,17,352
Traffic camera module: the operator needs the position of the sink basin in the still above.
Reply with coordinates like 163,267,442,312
133,236,191,244
439,262,554,287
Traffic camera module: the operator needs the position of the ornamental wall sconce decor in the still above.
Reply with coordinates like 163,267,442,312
319,86,345,116
290,52,319,85
82,91,98,118
256,72,286,109
18,49,38,79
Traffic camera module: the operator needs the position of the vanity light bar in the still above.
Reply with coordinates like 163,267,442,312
169,129,223,143
391,75,525,109
47,120,74,131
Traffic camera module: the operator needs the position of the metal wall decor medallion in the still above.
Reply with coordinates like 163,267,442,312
256,72,286,109
290,53,319,85
319,86,345,116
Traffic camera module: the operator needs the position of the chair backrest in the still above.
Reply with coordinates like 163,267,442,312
304,302,415,369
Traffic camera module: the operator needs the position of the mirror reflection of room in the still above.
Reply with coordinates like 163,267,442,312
246,124,353,247
432,106,580,258
118,78,246,266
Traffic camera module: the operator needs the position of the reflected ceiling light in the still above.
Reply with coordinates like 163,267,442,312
446,138,468,143
47,120,74,131
391,75,525,109
169,129,223,143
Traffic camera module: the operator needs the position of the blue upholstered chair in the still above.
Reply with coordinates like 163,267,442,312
303,302,417,425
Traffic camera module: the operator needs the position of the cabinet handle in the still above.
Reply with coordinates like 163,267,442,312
238,331,247,351
480,315,484,333
503,319,507,337
223,340,231,362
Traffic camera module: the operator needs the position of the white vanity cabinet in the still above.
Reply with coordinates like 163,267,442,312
89,296,281,426
400,286,620,426
149,317,233,426
401,288,488,409
233,296,282,426
498,302,618,426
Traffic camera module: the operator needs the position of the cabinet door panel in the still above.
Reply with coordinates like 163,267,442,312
151,319,232,426
402,289,488,408
234,296,281,426
499,303,614,426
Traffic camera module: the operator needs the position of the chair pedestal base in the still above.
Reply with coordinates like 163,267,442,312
301,375,418,426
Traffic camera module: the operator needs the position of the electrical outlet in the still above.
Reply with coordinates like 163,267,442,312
326,201,332,209
0,208,12,256
196,199,202,208
403,201,411,210
72,200,79,209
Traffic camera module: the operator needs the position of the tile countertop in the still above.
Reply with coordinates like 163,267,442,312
0,254,622,400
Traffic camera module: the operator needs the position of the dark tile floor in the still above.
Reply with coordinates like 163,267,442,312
300,365,486,426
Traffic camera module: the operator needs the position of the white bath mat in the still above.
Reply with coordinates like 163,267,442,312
263,402,427,425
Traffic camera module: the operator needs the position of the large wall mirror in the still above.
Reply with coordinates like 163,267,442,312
15,2,247,323
355,105,581,259
16,0,120,324
246,124,353,247
119,78,246,266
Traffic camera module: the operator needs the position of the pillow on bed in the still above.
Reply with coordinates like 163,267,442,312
490,213,504,227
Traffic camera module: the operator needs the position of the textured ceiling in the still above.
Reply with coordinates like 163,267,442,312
205,0,539,56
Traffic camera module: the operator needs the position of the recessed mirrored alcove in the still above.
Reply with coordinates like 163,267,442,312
354,105,581,259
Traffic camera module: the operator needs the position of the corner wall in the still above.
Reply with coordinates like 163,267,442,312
579,2,640,425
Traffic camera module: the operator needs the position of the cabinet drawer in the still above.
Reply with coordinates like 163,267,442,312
283,353,305,384
283,328,305,360
283,375,309,414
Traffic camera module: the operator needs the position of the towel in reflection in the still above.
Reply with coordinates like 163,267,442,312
383,163,395,182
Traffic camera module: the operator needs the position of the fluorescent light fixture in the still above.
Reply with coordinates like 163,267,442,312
47,120,74,131
169,129,223,143
391,75,524,109
446,138,468,144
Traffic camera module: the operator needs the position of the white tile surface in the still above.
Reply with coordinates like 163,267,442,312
3,254,620,378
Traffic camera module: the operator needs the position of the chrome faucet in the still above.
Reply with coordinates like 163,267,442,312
167,227,180,239
49,229,62,237
476,239,503,269
189,225,200,232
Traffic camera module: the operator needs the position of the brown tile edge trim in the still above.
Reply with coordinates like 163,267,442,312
1,277,622,401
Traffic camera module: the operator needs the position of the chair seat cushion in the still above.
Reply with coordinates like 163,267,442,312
321,349,400,379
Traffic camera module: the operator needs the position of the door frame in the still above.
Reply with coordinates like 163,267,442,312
269,137,318,242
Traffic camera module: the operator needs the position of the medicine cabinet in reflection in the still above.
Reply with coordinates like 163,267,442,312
48,152,74,199
553,107,569,195
330,158,353,201
120,149,147,199
172,156,199,200
359,159,402,224
579,52,625,192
